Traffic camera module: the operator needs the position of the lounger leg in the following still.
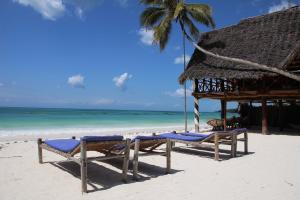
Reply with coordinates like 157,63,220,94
133,139,140,180
80,141,87,193
122,139,131,182
234,134,237,157
214,134,219,161
244,132,248,154
37,138,43,164
166,139,171,174
231,134,235,158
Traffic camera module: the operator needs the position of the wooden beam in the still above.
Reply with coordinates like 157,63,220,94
193,89,300,101
261,98,269,135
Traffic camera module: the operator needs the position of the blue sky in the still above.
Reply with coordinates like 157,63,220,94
0,0,299,111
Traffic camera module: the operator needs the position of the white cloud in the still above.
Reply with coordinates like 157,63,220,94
13,0,66,20
95,98,114,105
268,0,296,13
115,0,128,7
13,0,130,20
75,7,83,19
113,72,132,89
174,54,191,64
166,88,193,98
68,74,85,88
138,28,154,46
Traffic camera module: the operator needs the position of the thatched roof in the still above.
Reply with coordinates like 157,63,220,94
179,6,300,84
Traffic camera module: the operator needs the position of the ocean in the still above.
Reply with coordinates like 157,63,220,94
0,107,238,137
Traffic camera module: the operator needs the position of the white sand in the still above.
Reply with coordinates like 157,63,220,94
1,132,300,200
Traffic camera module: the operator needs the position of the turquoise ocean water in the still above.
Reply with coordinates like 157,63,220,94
0,107,238,136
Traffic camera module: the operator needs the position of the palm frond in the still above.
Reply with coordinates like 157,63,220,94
153,15,173,51
140,7,166,27
173,1,184,20
181,15,200,41
186,4,215,28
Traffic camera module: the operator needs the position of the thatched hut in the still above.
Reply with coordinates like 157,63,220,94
179,6,300,134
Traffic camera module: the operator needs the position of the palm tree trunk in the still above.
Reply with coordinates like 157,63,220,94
183,31,188,132
191,41,300,82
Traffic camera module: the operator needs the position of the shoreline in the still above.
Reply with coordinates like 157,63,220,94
0,124,212,142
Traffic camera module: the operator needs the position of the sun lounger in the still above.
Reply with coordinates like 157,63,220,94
130,135,172,180
37,135,131,193
159,128,248,161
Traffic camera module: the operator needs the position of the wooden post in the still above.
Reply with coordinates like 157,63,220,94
166,139,171,174
278,100,284,131
133,139,140,180
244,132,248,154
122,139,130,182
194,79,200,133
37,138,43,164
72,136,76,139
231,133,237,158
221,100,227,131
80,141,87,193
261,98,269,135
214,134,219,161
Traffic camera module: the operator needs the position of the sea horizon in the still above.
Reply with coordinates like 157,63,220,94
0,106,238,137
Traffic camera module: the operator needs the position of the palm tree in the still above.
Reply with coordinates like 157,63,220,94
140,0,215,132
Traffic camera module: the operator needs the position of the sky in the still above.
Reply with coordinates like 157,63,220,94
0,0,299,112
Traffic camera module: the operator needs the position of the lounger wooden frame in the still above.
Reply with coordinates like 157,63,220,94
132,139,172,180
171,130,248,161
37,138,131,193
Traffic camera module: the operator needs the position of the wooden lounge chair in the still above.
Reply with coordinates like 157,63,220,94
130,136,172,180
37,136,131,193
159,128,248,161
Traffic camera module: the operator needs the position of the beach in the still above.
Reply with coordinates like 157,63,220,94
1,130,300,200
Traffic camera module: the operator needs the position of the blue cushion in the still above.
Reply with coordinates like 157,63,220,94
80,135,123,142
45,139,80,153
179,132,209,138
232,128,247,133
133,135,166,142
159,133,204,141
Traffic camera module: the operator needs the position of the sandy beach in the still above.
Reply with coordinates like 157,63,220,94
1,131,300,200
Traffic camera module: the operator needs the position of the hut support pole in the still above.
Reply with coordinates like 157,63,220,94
261,98,269,135
221,100,227,131
194,97,200,133
278,100,284,131
193,79,200,132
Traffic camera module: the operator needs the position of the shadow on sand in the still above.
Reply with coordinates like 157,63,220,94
49,157,182,193
172,145,254,161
